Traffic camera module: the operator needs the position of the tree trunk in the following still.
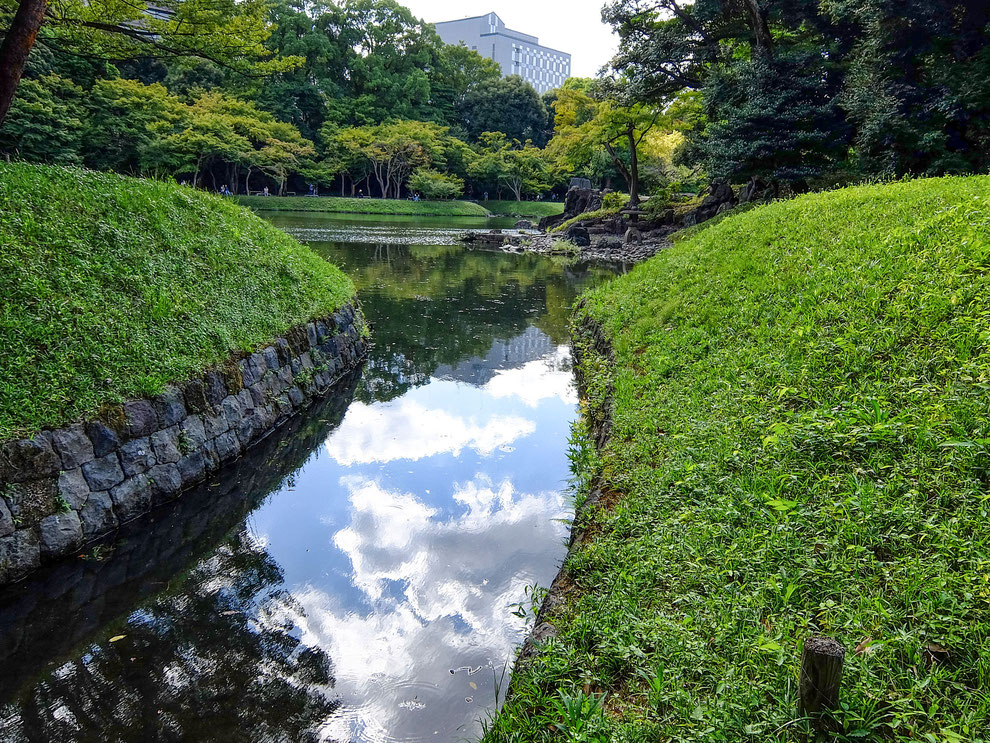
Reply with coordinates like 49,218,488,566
799,636,845,731
245,166,253,194
626,123,641,206
604,139,635,206
372,163,387,198
0,0,48,128
742,0,773,58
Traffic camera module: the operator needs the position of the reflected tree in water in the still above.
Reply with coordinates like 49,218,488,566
314,241,612,402
1,531,339,743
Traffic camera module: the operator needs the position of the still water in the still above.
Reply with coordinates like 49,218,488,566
0,213,614,742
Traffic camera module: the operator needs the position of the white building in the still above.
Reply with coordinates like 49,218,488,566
433,12,572,95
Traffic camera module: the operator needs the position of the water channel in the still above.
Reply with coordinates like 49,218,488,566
0,213,616,742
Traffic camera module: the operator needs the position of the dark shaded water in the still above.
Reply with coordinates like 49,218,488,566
0,214,614,742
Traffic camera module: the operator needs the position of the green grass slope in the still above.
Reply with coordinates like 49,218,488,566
236,194,489,217
483,200,565,218
0,164,355,441
492,178,990,742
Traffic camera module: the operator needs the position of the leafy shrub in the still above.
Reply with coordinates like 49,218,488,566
408,169,464,200
602,191,627,210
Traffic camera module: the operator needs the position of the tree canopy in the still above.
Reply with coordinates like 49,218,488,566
6,0,990,200
604,0,990,184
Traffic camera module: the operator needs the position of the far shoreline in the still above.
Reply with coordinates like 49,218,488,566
235,195,565,220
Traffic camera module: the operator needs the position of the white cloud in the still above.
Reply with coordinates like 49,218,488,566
279,476,570,742
324,399,535,466
483,346,577,408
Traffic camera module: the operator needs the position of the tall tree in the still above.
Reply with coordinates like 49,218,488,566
549,81,664,204
461,75,549,145
0,72,83,162
832,0,990,176
603,0,849,185
0,0,294,128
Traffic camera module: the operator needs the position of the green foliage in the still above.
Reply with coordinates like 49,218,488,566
0,163,354,439
0,74,84,163
482,200,565,218
491,176,990,741
236,195,486,216
31,0,296,78
315,119,475,198
253,0,505,136
83,78,176,173
606,0,990,184
407,168,464,200
461,75,549,144
601,192,626,210
1,0,555,196
833,1,990,177
0,75,318,191
670,201,761,244
549,205,622,234
702,51,849,184
147,92,316,192
547,81,687,199
470,132,551,201
552,691,606,742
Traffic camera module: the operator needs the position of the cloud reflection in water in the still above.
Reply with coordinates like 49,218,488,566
250,338,579,742
285,476,567,742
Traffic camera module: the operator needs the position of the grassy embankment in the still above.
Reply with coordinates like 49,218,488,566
237,195,564,219
490,178,990,741
0,163,355,441
483,200,565,218
237,194,488,217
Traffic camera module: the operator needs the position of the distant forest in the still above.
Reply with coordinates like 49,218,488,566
1,0,989,200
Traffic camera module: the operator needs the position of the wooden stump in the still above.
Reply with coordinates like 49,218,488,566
799,636,845,729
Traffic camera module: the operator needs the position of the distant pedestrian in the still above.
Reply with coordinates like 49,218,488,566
484,191,489,201
263,186,270,197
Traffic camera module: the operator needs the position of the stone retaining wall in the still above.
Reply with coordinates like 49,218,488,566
0,368,361,701
0,301,368,584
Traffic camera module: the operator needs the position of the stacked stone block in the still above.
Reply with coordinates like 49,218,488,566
0,302,367,584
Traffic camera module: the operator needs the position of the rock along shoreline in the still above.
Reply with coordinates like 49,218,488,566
462,177,765,266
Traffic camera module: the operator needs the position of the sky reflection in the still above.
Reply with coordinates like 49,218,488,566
0,219,615,743
247,336,576,742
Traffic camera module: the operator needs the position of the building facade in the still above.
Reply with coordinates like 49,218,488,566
433,12,571,94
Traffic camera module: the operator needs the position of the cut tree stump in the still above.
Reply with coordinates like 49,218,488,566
799,635,845,730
